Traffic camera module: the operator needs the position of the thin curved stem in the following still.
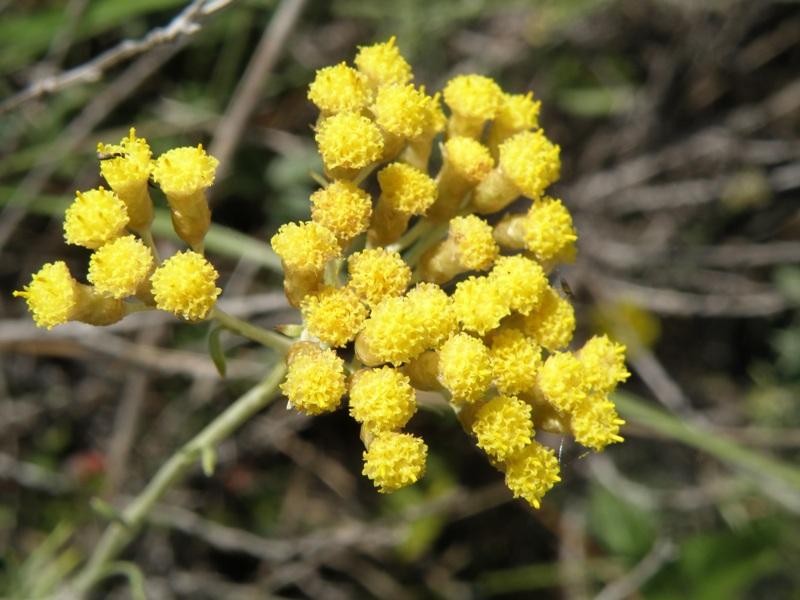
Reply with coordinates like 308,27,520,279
211,306,293,353
71,361,287,595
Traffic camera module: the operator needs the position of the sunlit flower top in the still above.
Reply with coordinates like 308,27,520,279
267,37,630,508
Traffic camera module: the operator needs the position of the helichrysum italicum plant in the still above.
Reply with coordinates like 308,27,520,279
15,37,630,514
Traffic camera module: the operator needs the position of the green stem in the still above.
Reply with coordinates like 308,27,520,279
72,362,287,595
387,219,435,253
138,229,160,263
211,307,293,353
402,222,448,269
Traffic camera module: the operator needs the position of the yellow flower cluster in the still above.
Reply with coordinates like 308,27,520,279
273,38,630,507
15,129,222,329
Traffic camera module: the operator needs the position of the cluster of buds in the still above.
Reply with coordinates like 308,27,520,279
15,129,224,329
272,38,630,507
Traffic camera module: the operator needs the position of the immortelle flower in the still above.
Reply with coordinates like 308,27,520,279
98,128,154,232
14,261,124,328
315,112,384,176
282,343,347,416
349,367,417,434
347,248,411,307
152,145,219,250
309,180,372,246
307,62,371,115
87,235,154,299
150,251,221,321
419,215,499,284
471,395,534,461
362,431,427,493
15,38,632,512
472,130,561,214
63,188,129,249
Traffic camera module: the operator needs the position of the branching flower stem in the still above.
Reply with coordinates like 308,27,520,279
211,306,293,353
72,361,287,595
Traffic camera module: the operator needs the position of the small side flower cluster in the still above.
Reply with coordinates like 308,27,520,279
273,38,630,507
15,129,223,329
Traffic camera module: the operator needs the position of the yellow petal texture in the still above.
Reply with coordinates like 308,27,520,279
570,394,625,451
88,235,154,299
301,286,367,348
13,261,77,329
354,37,412,89
489,255,547,316
488,327,542,395
498,130,560,199
504,441,561,509
437,332,492,404
315,112,384,171
537,352,588,414
270,221,340,273
307,62,370,114
448,215,498,271
152,145,219,197
281,343,346,416
519,286,575,351
443,74,503,120
150,251,221,321
471,395,533,461
63,188,129,249
349,367,417,433
377,162,437,215
310,180,373,244
347,248,411,307
362,431,427,493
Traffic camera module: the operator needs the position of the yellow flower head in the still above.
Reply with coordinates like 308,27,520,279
489,255,547,316
443,74,503,121
270,221,340,274
282,343,346,416
537,352,588,414
377,162,437,215
571,394,625,451
423,92,447,135
453,275,509,336
362,431,427,493
152,145,219,197
471,395,533,461
98,128,152,191
523,196,577,263
315,112,384,172
87,235,154,299
150,251,221,321
356,283,454,366
499,130,560,200
437,332,492,404
495,92,540,132
578,335,630,394
488,327,541,395
504,441,560,509
347,248,411,307
308,62,371,114
372,83,430,139
448,215,499,271
13,261,78,329
444,137,495,184
405,282,457,348
310,180,373,244
354,36,413,89
301,286,368,348
63,188,129,249
349,367,417,433
519,286,575,351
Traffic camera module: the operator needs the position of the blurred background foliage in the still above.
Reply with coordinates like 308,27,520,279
2,0,800,598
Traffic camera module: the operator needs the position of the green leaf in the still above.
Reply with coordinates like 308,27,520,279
201,445,217,477
207,324,228,378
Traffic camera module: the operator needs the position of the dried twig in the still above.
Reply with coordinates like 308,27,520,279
0,0,235,115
